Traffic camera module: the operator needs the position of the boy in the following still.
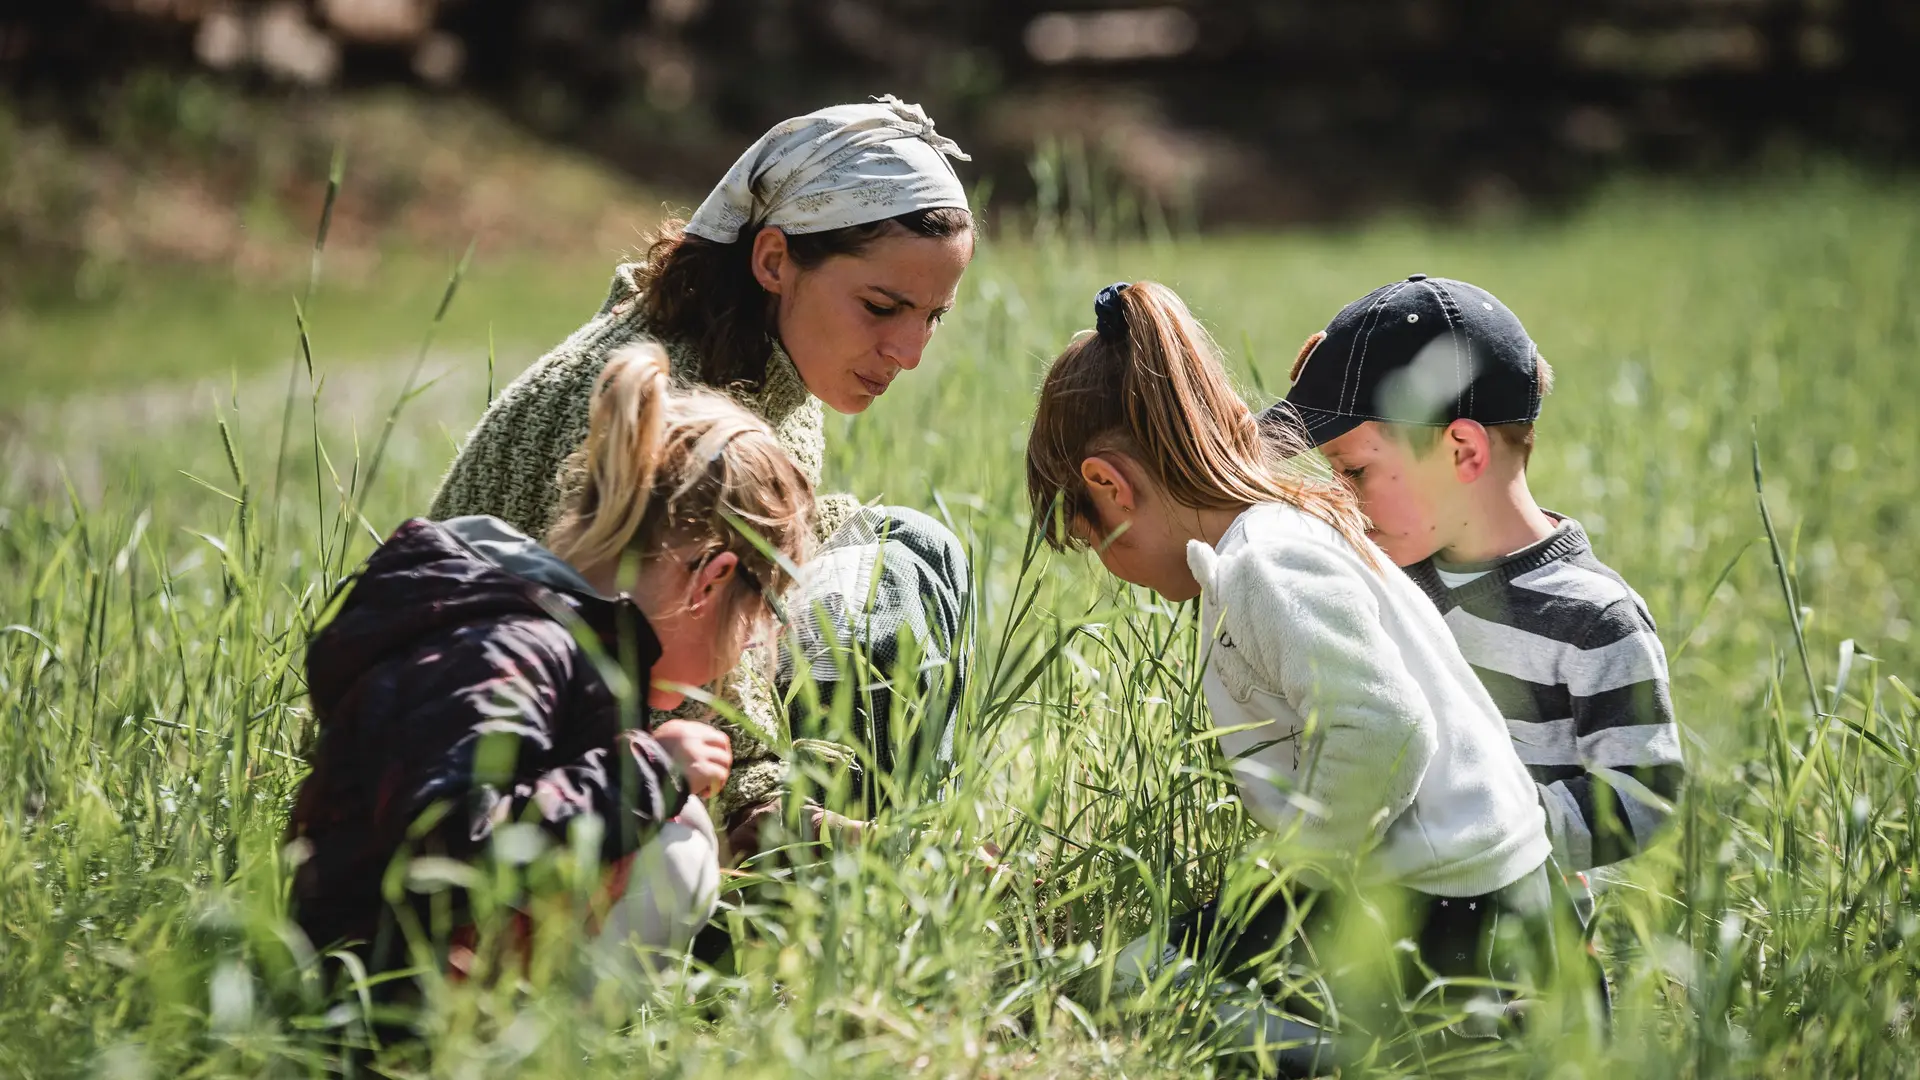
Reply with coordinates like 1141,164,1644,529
1261,274,1684,878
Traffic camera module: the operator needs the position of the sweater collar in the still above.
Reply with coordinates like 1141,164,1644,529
758,335,815,423
1406,511,1589,607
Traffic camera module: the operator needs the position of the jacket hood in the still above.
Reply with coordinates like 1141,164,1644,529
306,516,653,723
439,514,604,596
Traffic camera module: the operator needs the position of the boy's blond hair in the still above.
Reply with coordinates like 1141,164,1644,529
1383,356,1555,465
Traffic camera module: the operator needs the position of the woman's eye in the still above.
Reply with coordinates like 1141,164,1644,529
1342,467,1366,482
863,300,896,317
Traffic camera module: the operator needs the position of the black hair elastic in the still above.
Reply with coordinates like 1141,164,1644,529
1094,282,1131,340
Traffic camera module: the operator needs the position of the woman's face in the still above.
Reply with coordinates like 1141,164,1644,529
753,226,974,414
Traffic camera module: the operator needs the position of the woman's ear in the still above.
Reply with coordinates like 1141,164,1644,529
750,226,791,296
691,551,740,612
1079,455,1137,517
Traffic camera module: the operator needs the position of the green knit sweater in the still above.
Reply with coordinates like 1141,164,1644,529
429,262,859,823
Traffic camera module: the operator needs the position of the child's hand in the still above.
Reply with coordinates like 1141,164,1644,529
807,806,869,845
651,720,732,799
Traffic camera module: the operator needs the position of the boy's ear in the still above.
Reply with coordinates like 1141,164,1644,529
1079,455,1137,515
1442,419,1494,483
1290,331,1327,382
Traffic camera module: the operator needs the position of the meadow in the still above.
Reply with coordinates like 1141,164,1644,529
2,164,1918,1077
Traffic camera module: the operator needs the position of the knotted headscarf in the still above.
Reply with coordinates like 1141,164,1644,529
684,95,972,244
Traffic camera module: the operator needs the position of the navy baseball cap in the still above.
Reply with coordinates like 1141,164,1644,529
1260,274,1545,448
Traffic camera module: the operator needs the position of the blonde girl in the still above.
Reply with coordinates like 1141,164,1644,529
289,344,812,1010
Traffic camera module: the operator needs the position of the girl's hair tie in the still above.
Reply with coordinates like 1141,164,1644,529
1094,282,1131,341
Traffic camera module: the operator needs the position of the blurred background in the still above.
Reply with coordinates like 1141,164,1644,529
4,14,1920,1070
5,0,1918,307
5,0,1919,504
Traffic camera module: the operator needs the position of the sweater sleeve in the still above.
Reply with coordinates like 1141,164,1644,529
428,346,609,536
428,277,659,535
655,647,788,828
1207,534,1438,856
1541,597,1685,869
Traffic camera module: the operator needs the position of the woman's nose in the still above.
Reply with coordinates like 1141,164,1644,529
880,323,934,371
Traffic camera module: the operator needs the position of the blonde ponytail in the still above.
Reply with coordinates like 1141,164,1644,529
546,343,815,607
1026,281,1380,569
546,344,672,572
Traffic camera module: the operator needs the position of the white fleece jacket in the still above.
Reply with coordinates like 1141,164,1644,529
1188,503,1550,898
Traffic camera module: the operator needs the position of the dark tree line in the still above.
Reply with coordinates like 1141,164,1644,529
4,0,1917,222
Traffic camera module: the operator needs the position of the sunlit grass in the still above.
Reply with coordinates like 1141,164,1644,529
2,165,1918,1076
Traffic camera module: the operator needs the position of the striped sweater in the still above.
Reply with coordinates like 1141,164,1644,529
1402,515,1685,871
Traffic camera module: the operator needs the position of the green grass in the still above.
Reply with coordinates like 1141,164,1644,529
0,249,622,402
3,165,1919,1077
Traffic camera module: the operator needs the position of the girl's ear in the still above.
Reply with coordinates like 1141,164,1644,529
692,550,740,611
749,226,791,295
1079,455,1137,515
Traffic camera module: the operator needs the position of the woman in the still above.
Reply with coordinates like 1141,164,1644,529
429,96,975,853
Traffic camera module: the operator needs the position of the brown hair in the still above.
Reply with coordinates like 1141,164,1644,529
1025,282,1378,566
546,344,815,615
628,208,974,389
1383,354,1556,465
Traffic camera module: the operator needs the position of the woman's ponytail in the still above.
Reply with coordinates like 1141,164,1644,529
547,344,671,571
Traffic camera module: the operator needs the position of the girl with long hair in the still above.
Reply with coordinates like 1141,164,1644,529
1026,282,1577,1063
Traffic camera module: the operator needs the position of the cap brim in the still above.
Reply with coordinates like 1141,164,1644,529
1258,400,1365,451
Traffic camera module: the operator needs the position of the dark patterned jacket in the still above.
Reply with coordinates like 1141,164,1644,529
287,516,683,966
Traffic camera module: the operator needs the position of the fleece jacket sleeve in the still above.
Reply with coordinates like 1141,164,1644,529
1203,533,1439,856
399,615,689,864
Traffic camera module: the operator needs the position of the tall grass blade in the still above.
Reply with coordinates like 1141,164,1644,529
360,238,475,509
270,145,345,532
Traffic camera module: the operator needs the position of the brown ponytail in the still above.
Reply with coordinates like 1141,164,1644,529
547,344,814,606
1025,282,1379,568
